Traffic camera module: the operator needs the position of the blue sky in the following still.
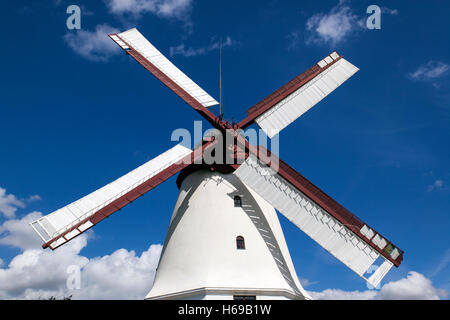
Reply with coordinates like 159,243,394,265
0,0,449,299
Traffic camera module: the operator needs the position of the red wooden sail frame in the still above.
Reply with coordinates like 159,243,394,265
43,139,217,250
109,33,404,268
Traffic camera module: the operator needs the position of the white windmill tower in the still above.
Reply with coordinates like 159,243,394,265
30,28,404,300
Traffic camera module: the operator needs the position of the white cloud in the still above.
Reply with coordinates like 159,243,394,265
105,0,193,20
169,36,235,57
0,184,447,300
73,244,162,299
286,31,301,51
427,179,444,192
299,277,318,288
310,287,376,300
309,271,448,300
0,184,163,300
26,195,42,202
0,187,25,218
0,212,447,300
0,209,162,299
435,180,444,188
0,212,43,250
375,272,447,300
409,61,450,81
430,249,450,278
63,24,121,62
305,0,363,46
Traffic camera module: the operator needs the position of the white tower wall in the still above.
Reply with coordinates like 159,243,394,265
146,170,311,300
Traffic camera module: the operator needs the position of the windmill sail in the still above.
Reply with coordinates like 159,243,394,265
110,28,219,109
240,52,358,138
28,21,404,294
30,144,193,250
234,154,402,288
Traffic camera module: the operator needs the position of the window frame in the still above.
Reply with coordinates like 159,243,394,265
236,236,245,250
234,195,242,207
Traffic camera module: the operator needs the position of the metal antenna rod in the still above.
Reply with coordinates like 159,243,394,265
219,38,223,116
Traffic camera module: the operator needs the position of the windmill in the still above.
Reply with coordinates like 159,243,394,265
30,28,403,300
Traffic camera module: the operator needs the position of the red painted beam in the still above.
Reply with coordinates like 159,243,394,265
109,32,405,268
275,157,402,267
42,139,217,250
238,54,343,129
109,34,231,132
233,135,403,267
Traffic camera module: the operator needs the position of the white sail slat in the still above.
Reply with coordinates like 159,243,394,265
113,28,218,108
255,53,359,138
30,144,192,249
234,155,395,284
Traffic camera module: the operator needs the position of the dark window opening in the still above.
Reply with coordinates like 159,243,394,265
233,295,256,300
234,195,242,207
236,236,245,250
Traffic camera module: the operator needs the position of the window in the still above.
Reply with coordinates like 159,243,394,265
234,195,242,207
233,295,256,300
236,236,245,250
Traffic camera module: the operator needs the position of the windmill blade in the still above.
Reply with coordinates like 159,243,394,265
233,151,403,288
30,143,212,250
109,28,219,110
238,52,359,138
